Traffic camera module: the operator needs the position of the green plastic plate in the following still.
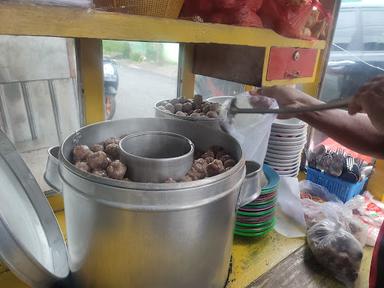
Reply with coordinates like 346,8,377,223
234,225,274,238
237,207,276,217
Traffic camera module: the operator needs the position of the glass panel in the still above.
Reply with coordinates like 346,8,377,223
362,8,384,51
0,36,81,191
195,75,246,100
102,40,179,120
332,9,359,51
320,2,384,102
312,0,384,160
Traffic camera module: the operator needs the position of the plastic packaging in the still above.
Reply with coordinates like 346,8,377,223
2,0,92,7
349,192,384,246
259,0,330,39
180,0,264,27
300,181,368,247
307,219,363,287
300,180,342,203
274,177,306,238
220,93,277,165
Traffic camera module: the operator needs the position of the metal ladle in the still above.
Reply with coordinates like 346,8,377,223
219,97,350,122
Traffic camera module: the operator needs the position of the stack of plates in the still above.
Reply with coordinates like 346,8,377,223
235,165,280,238
265,119,307,177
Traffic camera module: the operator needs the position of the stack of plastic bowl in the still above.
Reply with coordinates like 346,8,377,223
265,119,307,177
235,164,280,238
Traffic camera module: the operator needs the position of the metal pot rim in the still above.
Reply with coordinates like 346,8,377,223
60,118,245,191
119,131,194,162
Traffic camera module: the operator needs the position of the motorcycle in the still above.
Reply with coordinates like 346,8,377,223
103,58,119,120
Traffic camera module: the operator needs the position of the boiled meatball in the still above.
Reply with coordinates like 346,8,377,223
219,154,232,163
206,111,218,119
106,160,127,180
170,98,180,105
201,150,215,159
224,159,236,169
92,170,107,177
202,103,211,114
180,175,193,182
164,178,177,183
182,102,193,114
90,144,104,153
206,159,225,177
192,158,208,177
87,151,110,170
72,145,92,162
164,103,175,114
105,143,120,160
104,137,120,148
190,112,201,118
205,156,215,164
75,161,90,172
174,103,183,112
175,111,187,117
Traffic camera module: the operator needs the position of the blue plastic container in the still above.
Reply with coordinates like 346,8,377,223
306,167,368,203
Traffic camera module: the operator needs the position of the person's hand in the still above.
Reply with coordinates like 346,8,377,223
249,86,321,119
348,75,384,132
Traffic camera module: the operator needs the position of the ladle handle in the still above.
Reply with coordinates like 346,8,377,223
231,98,350,115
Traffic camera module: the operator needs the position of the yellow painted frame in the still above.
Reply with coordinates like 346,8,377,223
0,3,325,50
77,39,105,124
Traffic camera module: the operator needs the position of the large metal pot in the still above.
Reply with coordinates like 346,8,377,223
45,118,261,288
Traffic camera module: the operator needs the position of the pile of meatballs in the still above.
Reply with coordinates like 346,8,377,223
71,136,237,183
157,95,221,119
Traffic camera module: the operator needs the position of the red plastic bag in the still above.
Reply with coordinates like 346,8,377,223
259,0,330,39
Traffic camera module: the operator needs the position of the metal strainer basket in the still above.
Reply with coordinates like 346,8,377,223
94,0,184,18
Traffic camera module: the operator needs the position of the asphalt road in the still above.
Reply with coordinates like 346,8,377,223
112,62,178,120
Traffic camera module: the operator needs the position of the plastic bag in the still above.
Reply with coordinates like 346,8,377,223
300,181,368,246
259,0,330,39
300,180,342,203
307,219,363,287
211,92,277,164
348,192,384,246
302,200,368,247
180,0,264,27
274,177,307,238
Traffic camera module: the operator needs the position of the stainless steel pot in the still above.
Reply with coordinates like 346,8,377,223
45,118,261,288
119,131,194,182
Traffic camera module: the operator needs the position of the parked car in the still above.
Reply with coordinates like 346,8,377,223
321,0,384,101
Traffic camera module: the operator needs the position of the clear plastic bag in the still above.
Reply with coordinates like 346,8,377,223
302,200,368,247
218,93,277,165
300,180,342,203
300,181,368,247
307,219,364,287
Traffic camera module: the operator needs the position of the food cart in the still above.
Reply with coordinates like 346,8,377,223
0,1,382,287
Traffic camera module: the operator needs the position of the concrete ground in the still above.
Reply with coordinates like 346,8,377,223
111,60,178,120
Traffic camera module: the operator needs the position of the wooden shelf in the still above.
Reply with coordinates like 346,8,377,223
0,3,326,49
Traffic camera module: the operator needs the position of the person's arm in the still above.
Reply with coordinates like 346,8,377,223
253,86,384,159
348,75,384,132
